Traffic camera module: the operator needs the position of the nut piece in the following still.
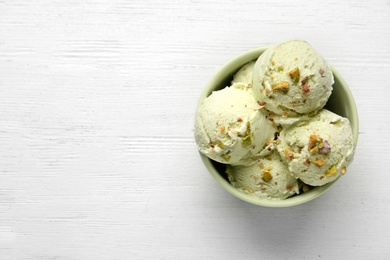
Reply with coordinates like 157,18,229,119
302,84,310,94
286,184,294,190
311,159,324,167
262,170,273,182
326,165,338,177
319,140,331,155
341,167,347,175
284,148,294,161
288,67,300,83
310,146,319,154
304,158,311,166
217,141,225,149
272,82,290,93
308,134,318,150
302,183,310,193
220,154,231,162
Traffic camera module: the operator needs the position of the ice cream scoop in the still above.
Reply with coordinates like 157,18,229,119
226,150,300,200
277,109,354,186
252,40,334,116
231,61,255,86
194,84,276,165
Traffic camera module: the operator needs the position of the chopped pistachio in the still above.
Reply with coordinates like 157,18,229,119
311,159,324,167
319,140,331,155
308,134,318,150
326,165,338,177
272,82,290,93
217,141,225,149
341,167,347,175
288,67,300,83
310,146,319,154
220,154,231,162
286,184,294,190
242,135,252,147
259,163,265,169
277,66,284,72
302,183,310,193
284,148,294,161
304,158,311,166
243,187,254,193
262,170,273,182
302,84,310,94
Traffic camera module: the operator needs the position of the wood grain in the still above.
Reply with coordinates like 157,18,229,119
1,0,390,259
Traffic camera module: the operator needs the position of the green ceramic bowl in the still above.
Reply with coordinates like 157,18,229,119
197,46,359,207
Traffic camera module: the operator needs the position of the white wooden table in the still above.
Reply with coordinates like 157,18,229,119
1,1,390,259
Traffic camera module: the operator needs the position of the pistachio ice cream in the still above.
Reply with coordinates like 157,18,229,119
226,151,300,200
195,84,276,165
277,109,354,186
252,40,334,116
231,61,255,86
195,40,356,201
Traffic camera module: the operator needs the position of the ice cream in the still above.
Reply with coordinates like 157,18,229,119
252,40,334,116
226,150,300,200
195,39,356,201
231,61,255,86
277,109,354,186
194,84,276,165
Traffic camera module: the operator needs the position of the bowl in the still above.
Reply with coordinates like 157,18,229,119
197,46,359,207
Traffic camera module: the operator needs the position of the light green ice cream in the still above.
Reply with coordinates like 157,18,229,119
252,40,334,116
277,109,354,186
195,85,276,166
231,61,255,86
226,151,300,200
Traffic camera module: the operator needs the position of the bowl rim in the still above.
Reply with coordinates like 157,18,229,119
197,46,359,207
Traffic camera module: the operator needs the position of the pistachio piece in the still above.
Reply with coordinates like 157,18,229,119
302,84,310,94
242,135,252,147
319,140,331,155
258,101,266,108
308,134,318,150
243,187,254,193
310,146,319,154
326,165,338,177
277,66,284,72
262,170,273,182
259,163,265,169
220,154,231,162
284,148,294,161
241,122,252,147
304,158,311,166
341,167,347,175
311,159,324,167
217,141,225,149
288,67,300,83
272,82,290,93
302,183,310,193
286,184,294,190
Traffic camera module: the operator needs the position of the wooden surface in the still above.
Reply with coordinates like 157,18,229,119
1,0,390,259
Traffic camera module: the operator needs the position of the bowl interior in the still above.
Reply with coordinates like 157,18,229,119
198,47,359,207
